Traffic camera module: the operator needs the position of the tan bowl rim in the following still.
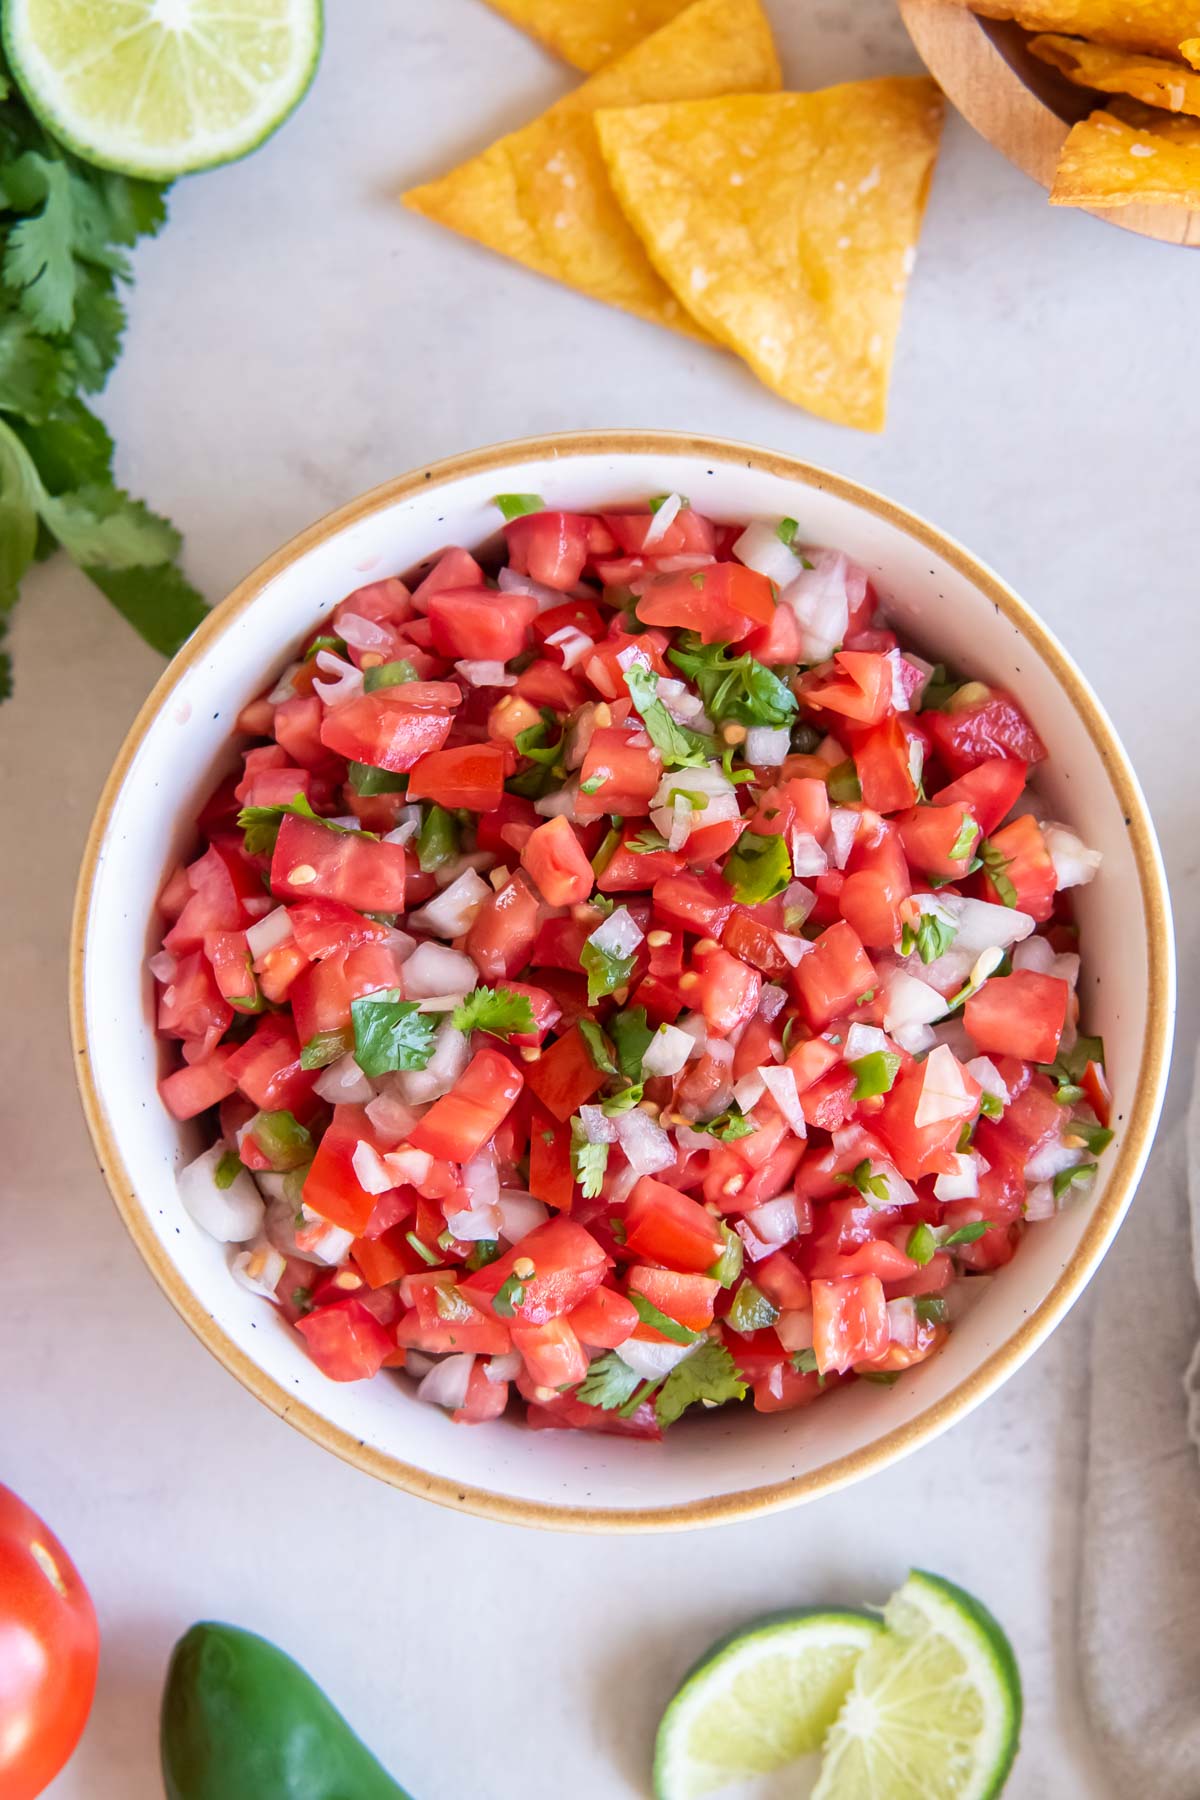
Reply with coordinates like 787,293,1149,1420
70,429,1175,1533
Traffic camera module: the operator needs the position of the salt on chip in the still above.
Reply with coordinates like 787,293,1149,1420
1029,33,1200,114
594,80,944,432
1183,37,1200,66
944,1,1200,59
1050,104,1200,205
404,0,781,339
481,0,696,72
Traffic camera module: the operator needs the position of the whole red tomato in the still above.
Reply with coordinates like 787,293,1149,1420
0,1484,99,1798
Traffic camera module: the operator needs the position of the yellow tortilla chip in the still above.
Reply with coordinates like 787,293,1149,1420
944,1,1200,59
1029,33,1200,114
595,80,944,432
1182,37,1200,66
1106,95,1200,134
404,0,781,339
481,0,696,72
1050,104,1200,205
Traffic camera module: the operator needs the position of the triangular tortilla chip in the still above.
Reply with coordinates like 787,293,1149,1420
404,0,781,340
1029,33,1200,114
1182,37,1200,66
481,0,696,72
1050,104,1200,205
595,81,944,432
942,1,1200,59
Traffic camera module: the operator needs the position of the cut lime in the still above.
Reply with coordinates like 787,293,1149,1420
654,1609,885,1800
812,1570,1022,1800
4,0,323,181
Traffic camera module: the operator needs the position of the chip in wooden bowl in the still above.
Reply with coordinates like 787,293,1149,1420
1051,99,1200,204
1029,31,1200,112
938,0,1200,59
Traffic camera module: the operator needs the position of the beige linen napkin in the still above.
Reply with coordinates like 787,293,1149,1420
1080,1050,1200,1798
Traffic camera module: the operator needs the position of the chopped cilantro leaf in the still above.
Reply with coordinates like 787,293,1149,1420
350,989,437,1077
686,1107,755,1142
941,1221,993,1249
901,910,958,965
237,790,364,857
655,1341,746,1427
600,1084,643,1117
980,839,1018,907
608,1006,653,1080
627,829,671,855
451,986,537,1040
722,831,791,905
575,1351,643,1411
571,1131,609,1200
835,1159,890,1203
776,517,799,548
578,1017,618,1074
624,660,713,769
580,939,636,1004
667,634,797,730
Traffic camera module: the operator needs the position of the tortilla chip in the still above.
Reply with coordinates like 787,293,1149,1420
1107,94,1200,134
481,0,696,72
945,1,1200,59
404,0,781,339
1050,104,1200,205
595,80,944,432
1183,37,1200,66
1029,33,1200,114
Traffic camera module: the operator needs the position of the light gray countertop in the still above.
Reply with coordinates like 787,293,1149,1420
2,2,1196,1794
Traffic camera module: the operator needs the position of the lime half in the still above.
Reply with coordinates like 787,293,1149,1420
812,1570,1022,1800
654,1609,885,1800
4,0,323,180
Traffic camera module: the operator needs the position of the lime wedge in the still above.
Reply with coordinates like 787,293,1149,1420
4,0,323,180
654,1609,885,1800
812,1570,1022,1800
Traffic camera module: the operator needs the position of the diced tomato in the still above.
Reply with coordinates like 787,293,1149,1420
624,1177,722,1273
351,1226,422,1289
224,1014,316,1115
931,759,1027,837
874,1060,979,1183
853,716,922,812
981,813,1057,921
407,744,507,813
627,1267,719,1338
652,869,734,938
568,1285,639,1348
462,1218,609,1324
410,546,484,612
576,727,662,820
394,1306,513,1357
524,1025,606,1122
407,1049,524,1163
301,1106,388,1235
753,1252,810,1312
896,802,981,879
295,1299,393,1381
601,507,716,558
635,562,774,642
533,598,606,660
792,921,875,1030
926,689,1046,777
427,586,538,663
164,843,261,954
157,950,233,1049
1082,1059,1111,1128
505,512,602,591
465,874,540,981
270,814,407,913
159,1048,238,1120
690,945,761,1038
275,694,338,770
289,940,399,1043
811,1274,889,1374
287,898,389,961
511,1316,589,1389
721,908,788,978
597,834,685,892
525,1396,661,1440
964,969,1069,1063
521,815,594,906
751,1366,826,1413
529,1104,574,1211
798,652,892,726
319,689,456,773
452,1364,511,1424
838,822,911,949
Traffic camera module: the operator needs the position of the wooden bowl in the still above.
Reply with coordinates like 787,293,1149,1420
899,0,1200,245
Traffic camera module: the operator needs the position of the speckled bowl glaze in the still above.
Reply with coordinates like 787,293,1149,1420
71,432,1174,1531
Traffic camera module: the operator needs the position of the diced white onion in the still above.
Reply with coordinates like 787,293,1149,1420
445,1204,503,1241
887,1297,918,1348
485,1352,522,1384
312,649,363,708
674,1014,709,1059
402,941,478,998
617,1337,695,1380
642,1023,694,1078
1042,823,1102,891
828,808,861,870
498,1191,549,1243
774,1309,814,1353
383,818,420,847
1026,1138,1085,1184
927,1017,976,1062
758,984,788,1023
934,1153,981,1202
498,564,567,612
883,970,947,1054
148,949,178,983
773,931,812,968
364,1087,425,1142
914,1045,976,1130
579,1105,618,1144
915,893,1035,956
337,611,395,652
352,1140,396,1196
404,1350,437,1380
758,1066,807,1138
545,625,594,669
732,1070,767,1112
649,763,739,848
1013,935,1080,988
407,872,491,942
267,661,302,704
588,905,644,961
177,1145,264,1244
734,1219,773,1262
534,781,580,821
844,1022,891,1061
454,659,515,688
732,519,805,588
462,1149,499,1211
746,1194,801,1247
789,830,828,878
614,1107,676,1175
781,881,817,930
965,1056,1009,1105
382,1146,434,1188
304,1221,355,1267
1024,1183,1058,1222
642,492,683,548
230,1240,286,1300
416,1353,474,1410
246,906,294,960
745,726,791,766
874,1163,919,1209
393,1020,469,1104
781,551,864,663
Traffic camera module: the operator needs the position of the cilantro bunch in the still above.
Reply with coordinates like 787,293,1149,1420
0,52,205,696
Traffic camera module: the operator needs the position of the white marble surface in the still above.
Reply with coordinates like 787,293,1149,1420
2,2,1197,1794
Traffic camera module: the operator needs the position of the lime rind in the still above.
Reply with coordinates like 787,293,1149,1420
811,1570,1021,1800
654,1608,885,1800
3,0,324,181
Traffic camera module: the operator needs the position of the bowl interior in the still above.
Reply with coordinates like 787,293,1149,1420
76,438,1172,1527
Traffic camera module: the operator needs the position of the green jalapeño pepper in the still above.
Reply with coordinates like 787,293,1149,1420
161,1621,412,1800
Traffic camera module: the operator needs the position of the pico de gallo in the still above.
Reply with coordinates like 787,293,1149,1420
154,494,1112,1438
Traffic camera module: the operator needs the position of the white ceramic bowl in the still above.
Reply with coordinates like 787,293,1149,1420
71,432,1174,1531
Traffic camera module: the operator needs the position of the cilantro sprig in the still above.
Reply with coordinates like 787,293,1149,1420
451,986,536,1040
350,989,437,1077
238,790,367,857
624,660,714,769
667,634,797,730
